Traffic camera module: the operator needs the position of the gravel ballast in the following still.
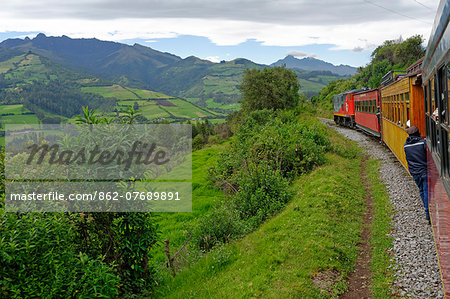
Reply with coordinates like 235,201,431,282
320,118,444,298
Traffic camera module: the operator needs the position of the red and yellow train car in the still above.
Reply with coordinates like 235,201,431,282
354,89,381,137
380,59,425,170
422,0,450,296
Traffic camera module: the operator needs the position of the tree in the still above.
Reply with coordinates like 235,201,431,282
240,66,300,111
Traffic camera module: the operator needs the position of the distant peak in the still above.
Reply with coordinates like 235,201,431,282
35,33,47,39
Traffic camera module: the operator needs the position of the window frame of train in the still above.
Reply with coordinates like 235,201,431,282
426,63,450,181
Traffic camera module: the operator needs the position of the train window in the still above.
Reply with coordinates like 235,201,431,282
431,77,436,115
438,66,448,125
447,65,450,125
443,129,449,177
424,85,429,114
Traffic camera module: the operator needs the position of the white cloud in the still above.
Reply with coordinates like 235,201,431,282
0,0,439,52
287,51,307,57
204,56,220,63
0,0,438,26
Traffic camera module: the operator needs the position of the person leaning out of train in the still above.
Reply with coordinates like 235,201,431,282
404,126,430,223
432,108,439,121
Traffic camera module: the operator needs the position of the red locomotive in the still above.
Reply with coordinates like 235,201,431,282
333,89,364,128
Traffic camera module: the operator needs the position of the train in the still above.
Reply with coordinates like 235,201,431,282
333,0,449,296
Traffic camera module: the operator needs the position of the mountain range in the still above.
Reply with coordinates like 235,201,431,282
0,34,354,111
271,55,357,76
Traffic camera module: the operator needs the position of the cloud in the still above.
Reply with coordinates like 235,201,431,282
0,0,438,26
204,56,220,63
0,0,439,52
287,51,307,57
352,46,364,52
308,54,318,58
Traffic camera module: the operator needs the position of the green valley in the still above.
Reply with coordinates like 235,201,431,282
0,51,227,125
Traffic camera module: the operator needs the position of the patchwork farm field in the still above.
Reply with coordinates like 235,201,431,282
0,104,39,147
82,85,173,100
83,84,225,122
1,54,52,83
0,104,39,125
81,85,139,100
117,98,225,121
0,104,31,114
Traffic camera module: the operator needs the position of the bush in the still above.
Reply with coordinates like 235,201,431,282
192,134,205,151
0,212,119,298
231,160,292,226
201,112,330,251
193,204,245,251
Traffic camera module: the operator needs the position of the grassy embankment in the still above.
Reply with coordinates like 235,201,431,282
153,124,395,298
150,143,227,265
366,159,396,297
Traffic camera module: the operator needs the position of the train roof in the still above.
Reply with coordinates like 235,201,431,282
422,0,449,82
334,88,366,96
354,88,378,95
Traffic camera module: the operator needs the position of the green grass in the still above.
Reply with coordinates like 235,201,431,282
205,98,240,111
0,55,24,74
127,88,171,99
207,118,226,124
81,85,139,100
140,104,172,119
367,159,396,297
150,145,226,265
163,99,212,119
299,78,328,94
154,131,368,298
0,104,31,115
0,114,39,124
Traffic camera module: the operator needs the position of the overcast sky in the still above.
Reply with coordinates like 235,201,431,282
0,0,441,67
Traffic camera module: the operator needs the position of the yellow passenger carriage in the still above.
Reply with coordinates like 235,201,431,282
380,58,425,170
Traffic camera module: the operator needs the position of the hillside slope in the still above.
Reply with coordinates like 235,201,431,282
1,35,347,110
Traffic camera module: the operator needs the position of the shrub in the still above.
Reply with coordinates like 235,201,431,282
201,113,330,251
0,212,119,298
193,204,244,251
231,160,292,226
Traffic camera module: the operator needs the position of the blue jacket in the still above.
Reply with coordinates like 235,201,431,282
404,136,427,176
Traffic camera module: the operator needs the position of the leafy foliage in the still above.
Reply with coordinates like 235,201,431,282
0,212,120,298
193,110,330,250
240,66,300,111
1,108,162,297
